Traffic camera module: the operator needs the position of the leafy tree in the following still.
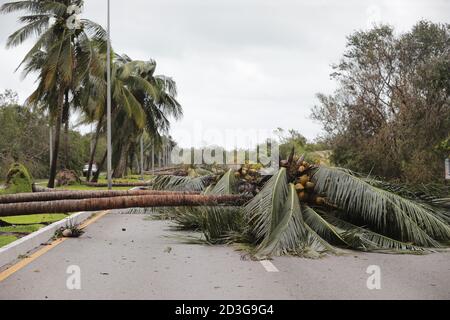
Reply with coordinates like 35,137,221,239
312,21,450,183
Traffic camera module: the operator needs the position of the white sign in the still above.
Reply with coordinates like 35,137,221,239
445,158,450,180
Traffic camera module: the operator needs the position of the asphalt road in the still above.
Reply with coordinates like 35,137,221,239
0,211,449,300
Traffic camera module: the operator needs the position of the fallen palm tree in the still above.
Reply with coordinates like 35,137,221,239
0,194,250,216
0,190,201,204
149,155,450,258
82,181,153,188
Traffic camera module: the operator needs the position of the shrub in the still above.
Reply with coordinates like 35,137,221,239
1,163,33,194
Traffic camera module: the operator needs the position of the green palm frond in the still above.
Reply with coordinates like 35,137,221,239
302,205,347,245
170,206,243,245
302,223,343,257
151,175,212,192
6,16,50,48
313,166,450,246
168,170,242,244
255,184,309,257
322,214,430,254
209,169,236,195
1,1,66,15
244,168,289,243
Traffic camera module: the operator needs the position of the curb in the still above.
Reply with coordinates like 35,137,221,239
0,211,95,270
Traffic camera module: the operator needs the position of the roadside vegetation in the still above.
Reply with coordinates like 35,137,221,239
0,213,69,248
312,21,450,184
0,1,447,260
0,1,181,187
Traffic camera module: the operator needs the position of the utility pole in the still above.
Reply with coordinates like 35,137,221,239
106,0,112,190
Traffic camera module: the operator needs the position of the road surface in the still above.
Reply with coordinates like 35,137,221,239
0,210,449,300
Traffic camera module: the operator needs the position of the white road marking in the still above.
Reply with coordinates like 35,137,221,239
260,260,279,272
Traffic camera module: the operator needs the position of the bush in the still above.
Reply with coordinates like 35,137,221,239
1,163,33,194
56,169,81,187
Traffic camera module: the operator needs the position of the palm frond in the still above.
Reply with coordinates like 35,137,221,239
209,169,236,195
313,166,450,246
151,175,212,192
302,205,347,245
244,168,289,243
6,16,50,48
255,184,309,257
322,214,430,254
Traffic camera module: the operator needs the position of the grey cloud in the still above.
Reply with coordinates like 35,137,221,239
1,0,449,148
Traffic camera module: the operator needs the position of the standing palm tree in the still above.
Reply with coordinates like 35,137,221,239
83,54,183,180
1,0,106,188
80,52,161,180
111,56,182,178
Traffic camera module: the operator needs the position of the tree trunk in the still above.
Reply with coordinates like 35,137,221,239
113,142,129,178
47,92,64,188
83,182,151,187
63,90,70,169
87,117,103,181
0,194,249,216
91,150,107,183
0,190,201,204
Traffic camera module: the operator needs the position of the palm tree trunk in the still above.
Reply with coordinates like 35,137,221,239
0,190,201,204
0,194,249,216
83,181,151,187
63,90,70,169
47,92,64,188
113,142,129,178
64,118,69,168
87,117,104,181
91,150,107,183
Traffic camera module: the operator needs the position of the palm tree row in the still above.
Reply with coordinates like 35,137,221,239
1,0,182,187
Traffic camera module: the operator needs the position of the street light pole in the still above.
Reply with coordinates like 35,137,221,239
106,0,112,190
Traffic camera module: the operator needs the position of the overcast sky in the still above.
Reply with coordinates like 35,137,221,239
0,0,448,148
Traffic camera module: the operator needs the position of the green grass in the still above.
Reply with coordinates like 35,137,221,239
0,235,18,247
0,224,45,233
0,214,69,248
56,185,131,191
94,174,153,184
0,214,68,225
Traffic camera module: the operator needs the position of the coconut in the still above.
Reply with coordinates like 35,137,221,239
315,197,326,205
299,175,309,186
298,191,307,202
62,229,73,238
305,182,315,190
295,183,305,191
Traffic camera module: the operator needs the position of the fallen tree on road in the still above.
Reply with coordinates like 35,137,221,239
0,194,251,216
82,182,152,188
0,190,201,204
